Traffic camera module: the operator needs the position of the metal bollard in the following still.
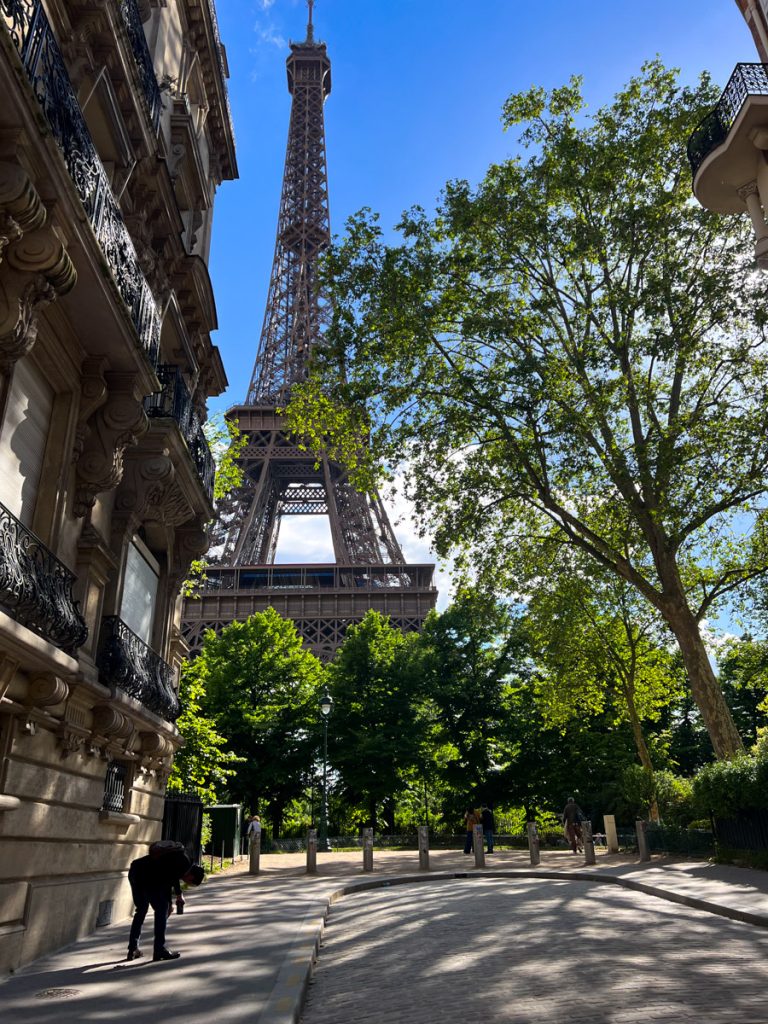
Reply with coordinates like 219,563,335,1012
527,821,541,866
418,825,430,871
362,827,374,872
582,820,596,865
306,828,318,874
473,823,485,868
636,819,650,862
249,833,261,875
603,814,619,853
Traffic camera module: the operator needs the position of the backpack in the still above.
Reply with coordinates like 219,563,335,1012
149,840,186,859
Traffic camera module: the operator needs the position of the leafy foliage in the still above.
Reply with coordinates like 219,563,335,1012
327,611,424,829
167,667,243,804
289,61,768,756
189,609,326,832
692,752,768,817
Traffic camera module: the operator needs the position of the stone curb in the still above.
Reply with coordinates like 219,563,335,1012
257,867,768,1024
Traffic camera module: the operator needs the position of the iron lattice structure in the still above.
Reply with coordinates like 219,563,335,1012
183,8,436,660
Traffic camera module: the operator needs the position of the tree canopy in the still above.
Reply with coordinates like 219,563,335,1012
188,609,325,831
289,61,768,758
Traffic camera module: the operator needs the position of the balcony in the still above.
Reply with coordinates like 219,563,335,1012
145,364,216,503
97,616,180,722
0,500,87,655
688,63,768,213
1,0,161,364
118,0,163,134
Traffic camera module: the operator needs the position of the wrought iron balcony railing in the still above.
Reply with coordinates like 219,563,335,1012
205,0,236,146
145,364,216,503
0,500,88,655
119,0,162,134
97,616,180,722
688,63,768,177
1,0,161,365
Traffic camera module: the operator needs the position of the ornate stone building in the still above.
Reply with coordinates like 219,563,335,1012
0,0,236,972
688,3,768,253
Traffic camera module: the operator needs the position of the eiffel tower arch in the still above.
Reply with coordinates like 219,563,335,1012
182,7,437,660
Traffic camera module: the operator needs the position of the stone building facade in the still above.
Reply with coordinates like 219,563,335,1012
0,0,236,972
688,3,768,253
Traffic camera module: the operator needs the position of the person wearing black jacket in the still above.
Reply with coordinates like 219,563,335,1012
126,843,204,962
481,805,495,853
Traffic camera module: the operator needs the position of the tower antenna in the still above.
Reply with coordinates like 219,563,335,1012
307,0,314,42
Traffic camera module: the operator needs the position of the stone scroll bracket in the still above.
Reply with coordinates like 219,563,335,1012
72,371,149,517
0,164,76,373
115,443,176,521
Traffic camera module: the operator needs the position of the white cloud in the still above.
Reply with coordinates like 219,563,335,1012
253,24,286,48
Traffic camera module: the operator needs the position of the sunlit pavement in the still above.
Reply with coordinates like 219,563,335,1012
3,849,768,1024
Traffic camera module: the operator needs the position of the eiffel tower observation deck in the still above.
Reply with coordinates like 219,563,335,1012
182,4,437,659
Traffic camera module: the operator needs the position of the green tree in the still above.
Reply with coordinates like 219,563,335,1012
167,666,243,804
417,590,525,810
290,61,768,758
190,609,325,834
525,553,684,779
718,636,768,744
327,611,424,831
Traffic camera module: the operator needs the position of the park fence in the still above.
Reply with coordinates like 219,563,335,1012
713,809,768,852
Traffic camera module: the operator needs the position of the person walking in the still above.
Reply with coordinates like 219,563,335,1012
126,842,204,962
481,804,495,853
463,806,480,854
562,796,585,854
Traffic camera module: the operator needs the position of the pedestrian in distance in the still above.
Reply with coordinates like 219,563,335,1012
463,806,480,854
561,796,585,854
481,804,495,853
126,840,205,962
246,814,262,841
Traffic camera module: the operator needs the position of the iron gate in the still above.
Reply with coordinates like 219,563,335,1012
162,792,203,861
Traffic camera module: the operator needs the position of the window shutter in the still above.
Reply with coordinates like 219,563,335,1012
0,359,54,526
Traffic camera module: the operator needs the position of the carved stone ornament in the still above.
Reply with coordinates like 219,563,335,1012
0,228,76,372
57,691,91,757
91,704,133,740
26,674,70,708
73,357,109,464
115,448,175,517
73,373,149,517
138,729,174,772
0,654,19,703
0,163,46,261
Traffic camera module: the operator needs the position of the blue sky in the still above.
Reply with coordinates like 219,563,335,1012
208,0,755,593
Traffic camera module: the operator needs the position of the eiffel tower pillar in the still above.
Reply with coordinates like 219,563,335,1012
182,7,436,660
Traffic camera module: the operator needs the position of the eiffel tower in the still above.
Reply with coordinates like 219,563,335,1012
182,4,436,659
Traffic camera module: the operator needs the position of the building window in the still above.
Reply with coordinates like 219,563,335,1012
120,537,160,646
0,358,53,526
102,761,127,812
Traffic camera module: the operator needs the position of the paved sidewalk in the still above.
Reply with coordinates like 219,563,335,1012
3,849,768,1023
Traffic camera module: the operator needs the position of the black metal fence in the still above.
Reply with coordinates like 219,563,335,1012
714,809,768,852
162,792,204,862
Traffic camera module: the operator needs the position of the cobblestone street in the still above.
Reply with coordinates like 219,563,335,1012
301,877,768,1024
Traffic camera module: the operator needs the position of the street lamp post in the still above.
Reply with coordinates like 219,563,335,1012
318,689,334,852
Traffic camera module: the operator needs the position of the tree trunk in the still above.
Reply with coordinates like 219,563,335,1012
383,797,395,835
664,600,744,759
368,794,377,831
271,803,283,839
620,681,661,822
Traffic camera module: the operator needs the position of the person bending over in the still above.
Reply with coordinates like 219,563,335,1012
126,842,204,962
